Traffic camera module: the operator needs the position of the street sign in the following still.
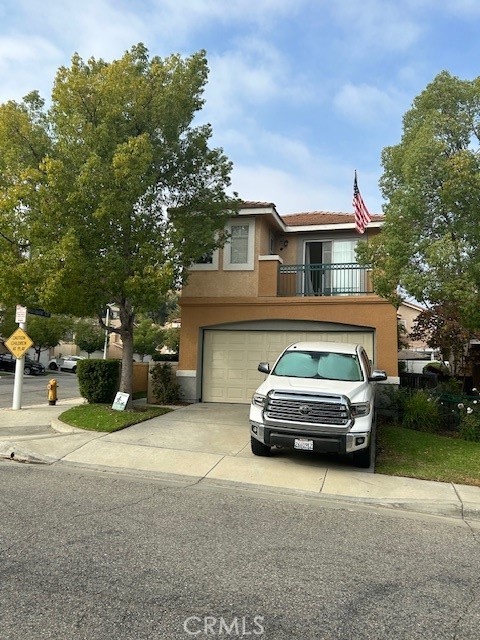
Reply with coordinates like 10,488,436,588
15,305,27,323
5,328,34,359
28,308,51,318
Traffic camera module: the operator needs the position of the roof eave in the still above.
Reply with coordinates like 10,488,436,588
284,220,384,233
238,205,286,232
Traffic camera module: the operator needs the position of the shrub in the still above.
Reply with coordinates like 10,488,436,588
457,390,480,442
436,377,463,395
377,384,410,422
77,359,120,404
150,362,181,405
401,389,440,433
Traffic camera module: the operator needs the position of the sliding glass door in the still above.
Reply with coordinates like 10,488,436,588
304,240,359,295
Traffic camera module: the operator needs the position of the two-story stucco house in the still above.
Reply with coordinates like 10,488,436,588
177,201,398,403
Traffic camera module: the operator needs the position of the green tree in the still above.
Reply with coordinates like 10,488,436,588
0,44,237,399
163,326,180,354
74,319,105,356
357,71,480,334
147,291,180,326
409,302,475,375
133,317,164,361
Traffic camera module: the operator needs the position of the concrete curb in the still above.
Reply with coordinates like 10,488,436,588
49,459,477,522
0,441,57,465
51,418,87,434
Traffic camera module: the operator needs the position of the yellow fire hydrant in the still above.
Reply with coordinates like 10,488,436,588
47,379,58,406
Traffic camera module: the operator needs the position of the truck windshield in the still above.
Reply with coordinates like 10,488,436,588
272,350,363,382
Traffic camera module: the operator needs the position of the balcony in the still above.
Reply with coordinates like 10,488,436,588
278,263,372,297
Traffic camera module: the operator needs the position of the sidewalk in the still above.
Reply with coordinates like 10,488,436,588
1,401,479,522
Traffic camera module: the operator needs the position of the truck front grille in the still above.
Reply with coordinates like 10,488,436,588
265,391,351,428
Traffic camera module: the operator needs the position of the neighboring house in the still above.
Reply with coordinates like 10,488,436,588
397,300,429,351
178,201,398,403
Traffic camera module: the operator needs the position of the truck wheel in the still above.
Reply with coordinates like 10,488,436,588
350,444,372,469
250,436,271,456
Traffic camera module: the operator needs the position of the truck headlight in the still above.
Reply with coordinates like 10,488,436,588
252,393,266,408
351,402,371,417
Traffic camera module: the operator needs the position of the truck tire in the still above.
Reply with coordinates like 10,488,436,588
350,444,372,469
250,435,271,456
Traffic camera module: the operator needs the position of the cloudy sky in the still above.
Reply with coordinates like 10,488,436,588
0,0,478,215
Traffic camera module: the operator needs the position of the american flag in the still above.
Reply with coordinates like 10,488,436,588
353,171,371,234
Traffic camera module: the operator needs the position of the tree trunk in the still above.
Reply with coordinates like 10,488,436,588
118,301,135,403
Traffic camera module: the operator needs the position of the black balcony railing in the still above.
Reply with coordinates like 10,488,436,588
278,263,372,297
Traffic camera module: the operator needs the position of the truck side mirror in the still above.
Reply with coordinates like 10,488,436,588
258,362,270,374
369,370,387,382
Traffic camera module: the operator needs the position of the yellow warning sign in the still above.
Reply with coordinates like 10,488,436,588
5,327,34,359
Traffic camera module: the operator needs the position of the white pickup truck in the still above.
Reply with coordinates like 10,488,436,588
249,341,387,468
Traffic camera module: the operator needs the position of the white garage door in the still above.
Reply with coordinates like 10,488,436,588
202,330,374,403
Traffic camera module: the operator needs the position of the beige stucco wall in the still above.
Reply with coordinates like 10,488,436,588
179,295,398,377
178,214,397,401
182,260,259,297
183,218,381,300
182,218,303,299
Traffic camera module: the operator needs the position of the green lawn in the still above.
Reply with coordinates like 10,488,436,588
376,423,480,486
59,403,172,432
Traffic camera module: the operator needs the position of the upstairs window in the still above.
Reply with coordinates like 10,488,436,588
230,224,249,264
224,219,255,270
190,248,219,271
196,252,213,264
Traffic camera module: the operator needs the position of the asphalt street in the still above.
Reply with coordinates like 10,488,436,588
0,462,479,640
0,370,80,409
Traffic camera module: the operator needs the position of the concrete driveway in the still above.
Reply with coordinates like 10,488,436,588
62,402,376,494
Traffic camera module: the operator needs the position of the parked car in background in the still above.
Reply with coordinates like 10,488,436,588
48,356,85,373
0,353,45,376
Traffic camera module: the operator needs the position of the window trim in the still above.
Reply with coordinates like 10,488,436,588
223,219,255,271
190,248,219,271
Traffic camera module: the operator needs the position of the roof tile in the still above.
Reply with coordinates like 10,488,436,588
282,211,385,226
240,200,276,209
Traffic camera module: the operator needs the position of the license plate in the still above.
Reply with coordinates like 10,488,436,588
294,438,314,451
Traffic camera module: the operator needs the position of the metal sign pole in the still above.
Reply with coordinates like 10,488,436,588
12,320,26,411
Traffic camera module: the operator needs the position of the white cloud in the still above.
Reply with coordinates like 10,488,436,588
0,0,149,101
229,135,384,215
22,0,145,60
427,0,480,16
230,163,373,215
149,0,306,37
202,37,317,131
0,35,62,101
330,0,423,54
206,43,282,119
0,35,60,68
333,82,403,124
